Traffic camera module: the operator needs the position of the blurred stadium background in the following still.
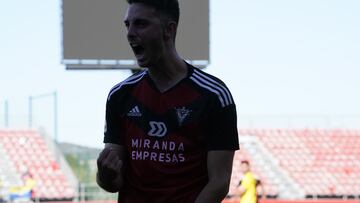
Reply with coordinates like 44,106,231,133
1,117,360,202
1,0,360,202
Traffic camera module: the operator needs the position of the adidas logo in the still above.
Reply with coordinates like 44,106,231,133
127,106,142,117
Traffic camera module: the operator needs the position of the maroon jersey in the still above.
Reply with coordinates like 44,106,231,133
104,64,239,203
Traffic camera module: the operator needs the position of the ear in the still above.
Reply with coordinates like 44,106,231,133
163,21,177,41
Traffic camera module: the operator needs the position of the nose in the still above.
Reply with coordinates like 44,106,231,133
126,24,136,40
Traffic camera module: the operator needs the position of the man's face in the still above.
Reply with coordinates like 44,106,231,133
240,162,250,173
124,3,166,67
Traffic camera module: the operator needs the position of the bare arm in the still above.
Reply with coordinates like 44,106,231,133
257,180,266,199
96,143,125,193
237,185,246,196
232,179,246,198
194,150,235,203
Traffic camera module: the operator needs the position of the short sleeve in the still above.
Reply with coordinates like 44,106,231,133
207,103,239,150
103,96,124,145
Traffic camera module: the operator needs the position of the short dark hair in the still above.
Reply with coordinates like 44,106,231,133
126,0,180,24
241,160,250,165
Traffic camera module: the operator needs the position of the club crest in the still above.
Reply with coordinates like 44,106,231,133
175,107,192,126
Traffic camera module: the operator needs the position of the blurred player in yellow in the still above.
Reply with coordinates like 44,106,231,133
9,172,36,202
235,160,265,203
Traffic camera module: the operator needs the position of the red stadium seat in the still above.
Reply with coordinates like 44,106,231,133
234,129,360,197
0,129,76,200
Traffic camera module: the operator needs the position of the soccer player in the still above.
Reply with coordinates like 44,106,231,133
96,0,239,202
236,160,265,203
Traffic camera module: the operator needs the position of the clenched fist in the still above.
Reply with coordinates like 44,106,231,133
97,145,124,192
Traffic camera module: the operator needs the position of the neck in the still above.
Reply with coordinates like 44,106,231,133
147,50,187,92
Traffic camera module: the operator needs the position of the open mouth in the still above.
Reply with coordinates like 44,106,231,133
130,43,145,57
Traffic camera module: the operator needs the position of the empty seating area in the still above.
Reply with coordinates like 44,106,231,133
238,129,360,198
0,129,75,200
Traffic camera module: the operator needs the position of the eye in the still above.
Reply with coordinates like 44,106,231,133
135,19,149,28
124,21,130,29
